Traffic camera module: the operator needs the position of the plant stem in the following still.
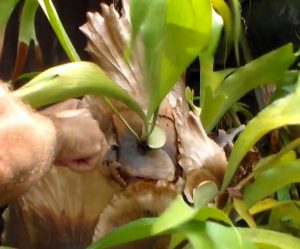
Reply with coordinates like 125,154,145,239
104,97,141,142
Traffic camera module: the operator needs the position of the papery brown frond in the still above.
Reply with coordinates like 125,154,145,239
2,167,122,249
80,1,146,107
174,99,227,202
93,181,178,249
113,110,176,181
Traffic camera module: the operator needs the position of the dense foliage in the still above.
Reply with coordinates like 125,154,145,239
1,0,300,249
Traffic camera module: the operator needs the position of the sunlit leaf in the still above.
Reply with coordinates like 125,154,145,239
199,9,224,103
130,0,212,120
202,44,296,133
0,0,19,59
37,0,80,61
238,227,300,249
87,218,157,249
13,62,146,122
222,70,300,190
249,199,280,216
211,0,233,62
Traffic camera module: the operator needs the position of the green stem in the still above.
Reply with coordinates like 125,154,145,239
104,97,141,142
37,0,80,62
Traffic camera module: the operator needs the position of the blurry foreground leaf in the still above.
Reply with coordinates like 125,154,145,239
152,195,195,234
178,221,257,249
87,218,157,249
239,227,300,249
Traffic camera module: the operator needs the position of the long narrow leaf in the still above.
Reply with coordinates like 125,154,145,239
13,62,146,122
153,180,218,234
0,0,19,59
19,0,39,44
228,0,241,65
202,44,296,132
37,0,80,61
222,75,300,190
12,0,40,82
244,160,300,207
87,218,157,249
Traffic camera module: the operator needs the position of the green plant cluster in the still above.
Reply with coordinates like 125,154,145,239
1,0,300,248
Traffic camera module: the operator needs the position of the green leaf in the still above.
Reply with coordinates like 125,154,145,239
194,207,232,225
179,221,258,249
228,0,241,65
180,221,213,249
243,160,300,208
0,0,19,58
222,72,300,190
199,9,224,104
233,198,256,228
185,87,201,115
202,44,297,133
19,0,39,45
153,181,218,234
211,0,233,62
147,124,166,149
12,0,40,82
13,62,146,122
130,0,212,120
238,227,300,249
248,199,281,216
168,233,186,249
37,0,80,61
152,195,196,234
87,218,157,249
193,181,218,208
268,202,300,236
